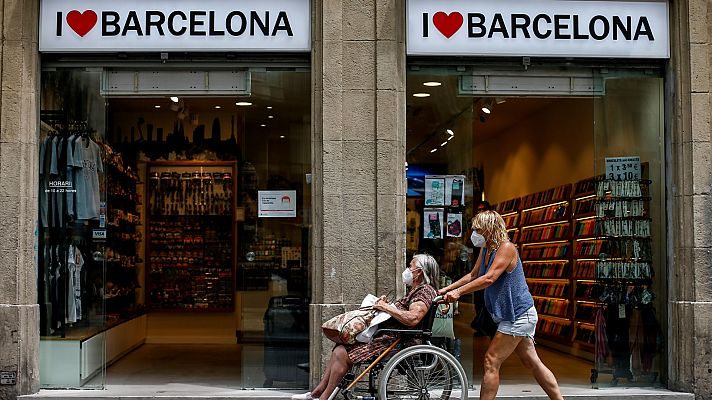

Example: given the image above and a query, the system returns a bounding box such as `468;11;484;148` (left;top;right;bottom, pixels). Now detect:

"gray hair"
412;254;440;290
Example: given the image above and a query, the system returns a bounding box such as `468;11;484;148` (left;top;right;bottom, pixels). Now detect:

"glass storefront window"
406;64;666;388
39;66;310;389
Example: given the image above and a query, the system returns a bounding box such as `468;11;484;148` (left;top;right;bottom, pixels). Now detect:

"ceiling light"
268;115;274;119
170;96;179;103
267;106;273;109
154;105;161;109
481;105;492;114
413;93;430;98
430;148;438;153
260;124;266;127
214;105;221;109
447;135;454;141
423;81;442;87
446;129;454;136
440;141;448;147
279;135;285;139
236;101;253;106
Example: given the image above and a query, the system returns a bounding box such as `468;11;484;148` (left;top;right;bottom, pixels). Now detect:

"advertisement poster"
424;176;445;206
258;190;297;217
423;208;444;239
425;175;466;206
446;213;463;237
445;175;466;207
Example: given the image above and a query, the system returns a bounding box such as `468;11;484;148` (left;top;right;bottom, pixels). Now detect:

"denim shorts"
495;306;538;340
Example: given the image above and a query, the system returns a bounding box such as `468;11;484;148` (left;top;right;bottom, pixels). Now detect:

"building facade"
0;0;710;398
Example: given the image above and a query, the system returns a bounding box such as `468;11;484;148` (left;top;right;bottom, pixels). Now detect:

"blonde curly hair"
471;210;510;251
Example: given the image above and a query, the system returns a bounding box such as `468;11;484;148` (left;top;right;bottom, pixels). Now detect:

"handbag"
321;308;376;345
471;305;497;338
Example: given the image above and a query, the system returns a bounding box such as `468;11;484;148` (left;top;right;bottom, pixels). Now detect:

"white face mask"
471;231;486;248
402;268;414;286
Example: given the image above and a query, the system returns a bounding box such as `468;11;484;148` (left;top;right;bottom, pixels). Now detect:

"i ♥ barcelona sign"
407;0;669;58
39;0;310;52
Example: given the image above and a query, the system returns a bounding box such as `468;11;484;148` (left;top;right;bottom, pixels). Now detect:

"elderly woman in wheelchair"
293;254;468;400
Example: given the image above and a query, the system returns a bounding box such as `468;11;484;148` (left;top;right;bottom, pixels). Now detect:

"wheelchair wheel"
378;345;468;400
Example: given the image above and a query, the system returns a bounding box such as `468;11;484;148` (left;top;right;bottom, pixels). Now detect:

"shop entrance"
38;67;311;389
406;64;666;389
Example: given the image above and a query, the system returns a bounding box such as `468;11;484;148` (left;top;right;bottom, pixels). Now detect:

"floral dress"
344;284;437;363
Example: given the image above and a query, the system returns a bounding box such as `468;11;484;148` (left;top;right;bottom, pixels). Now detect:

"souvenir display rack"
592;177;659;385
146;162;237;311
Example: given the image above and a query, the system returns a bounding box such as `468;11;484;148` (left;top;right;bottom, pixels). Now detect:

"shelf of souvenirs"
105;158;139;182
520;184;572;210
523;260;569;279
520;202;570;226
573;322;596;347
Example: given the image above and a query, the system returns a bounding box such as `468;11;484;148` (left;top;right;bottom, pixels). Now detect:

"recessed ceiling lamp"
170;96;179;103
236;101;253;106
280;135;285;139
413;93;430;98
267;106;273;109
423;81;442;87
268;115;274;119
154;105;161;109
430;148;438;153
214;105;222;109
260;124;267;127
440;141;448;147
446;129;454;136
481;99;494;114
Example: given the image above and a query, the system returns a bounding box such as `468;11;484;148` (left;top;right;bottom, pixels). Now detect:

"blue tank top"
479;248;534;323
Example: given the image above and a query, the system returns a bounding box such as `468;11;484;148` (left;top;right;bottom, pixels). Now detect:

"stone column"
0;0;40;397
310;0;407;386
669;0;712;396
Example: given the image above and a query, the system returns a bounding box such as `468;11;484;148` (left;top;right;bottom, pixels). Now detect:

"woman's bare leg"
514;338;563;400
319;345;352;400
480;333;522;400
311;351;337;397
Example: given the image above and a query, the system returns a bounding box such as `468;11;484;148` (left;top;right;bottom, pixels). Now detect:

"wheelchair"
327;295;469;400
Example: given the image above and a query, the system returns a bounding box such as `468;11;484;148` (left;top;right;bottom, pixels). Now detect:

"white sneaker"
291;392;314;400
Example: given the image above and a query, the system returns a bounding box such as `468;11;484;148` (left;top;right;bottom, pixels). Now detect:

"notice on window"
423;208;444;240
446;213;463;237
425;175;466;206
258;190;297;218
424;176;446;206
605;156;641;181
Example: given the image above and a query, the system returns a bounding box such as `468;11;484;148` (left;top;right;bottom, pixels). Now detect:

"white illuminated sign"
39;0;310;52
407;0;669;58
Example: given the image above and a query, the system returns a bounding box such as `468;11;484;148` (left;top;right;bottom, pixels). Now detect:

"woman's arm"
438;250;483;295
372;299;429;328
443;242;517;302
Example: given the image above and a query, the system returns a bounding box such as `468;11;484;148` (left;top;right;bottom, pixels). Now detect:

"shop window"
38;67;311;389
406;65;666;388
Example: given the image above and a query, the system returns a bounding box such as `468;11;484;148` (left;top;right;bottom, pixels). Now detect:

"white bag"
355;294;392;343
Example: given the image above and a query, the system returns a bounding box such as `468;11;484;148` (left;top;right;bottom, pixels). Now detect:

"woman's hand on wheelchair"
443;288;462;303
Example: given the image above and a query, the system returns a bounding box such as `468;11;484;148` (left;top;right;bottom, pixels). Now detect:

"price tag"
618;304;626;319
605;156;641;181
92;229;107;240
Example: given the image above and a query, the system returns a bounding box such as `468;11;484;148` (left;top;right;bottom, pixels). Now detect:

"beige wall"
474;99;594;205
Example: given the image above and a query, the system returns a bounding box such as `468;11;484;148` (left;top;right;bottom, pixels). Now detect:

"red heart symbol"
66;10;97;37
433;12;463;38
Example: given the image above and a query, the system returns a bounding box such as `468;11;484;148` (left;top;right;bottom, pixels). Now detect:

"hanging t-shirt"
65;135;77;219
66;245;84;323
38;137;51;227
71;138;104;220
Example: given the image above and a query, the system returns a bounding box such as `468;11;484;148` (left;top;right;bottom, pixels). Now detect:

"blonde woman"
439;211;563;400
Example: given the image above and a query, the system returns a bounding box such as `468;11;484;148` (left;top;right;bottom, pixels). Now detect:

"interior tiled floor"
95;339;593;390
